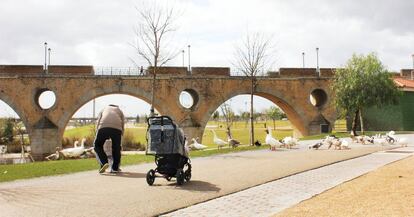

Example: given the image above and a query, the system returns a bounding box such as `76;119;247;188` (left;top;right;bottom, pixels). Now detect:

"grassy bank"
64;120;294;149
0;145;269;183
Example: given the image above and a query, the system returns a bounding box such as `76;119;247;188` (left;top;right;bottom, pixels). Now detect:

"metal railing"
93;67;146;76
92;66;273;77
230;68;276;77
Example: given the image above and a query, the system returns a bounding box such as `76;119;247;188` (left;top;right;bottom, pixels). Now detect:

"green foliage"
266;106;284;121
266;106;285;129
136;114;140;124
3;118;15;143
333;53;401;114
240;112;250;121
212;111;220;121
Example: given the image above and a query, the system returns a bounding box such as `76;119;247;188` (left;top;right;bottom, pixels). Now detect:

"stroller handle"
147;115;173;123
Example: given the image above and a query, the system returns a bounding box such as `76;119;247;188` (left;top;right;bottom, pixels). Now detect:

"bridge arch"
0;92;30;134
198;90;309;142
57;89;164;141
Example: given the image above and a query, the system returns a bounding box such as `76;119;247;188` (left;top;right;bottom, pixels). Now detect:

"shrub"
122;131;146;151
6;140;23;153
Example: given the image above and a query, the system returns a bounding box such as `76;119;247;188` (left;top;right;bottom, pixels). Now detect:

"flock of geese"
44;128;409;160
187;127;298;151
187;129;242;151
45;138;94;160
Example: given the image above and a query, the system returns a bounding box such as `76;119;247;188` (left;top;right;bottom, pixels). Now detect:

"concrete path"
164;146;414;217
0;136;411;217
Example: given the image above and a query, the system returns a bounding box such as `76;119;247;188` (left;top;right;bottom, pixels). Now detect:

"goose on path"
211;130;227;150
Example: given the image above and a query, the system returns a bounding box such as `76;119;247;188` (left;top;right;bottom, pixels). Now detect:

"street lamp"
188;45;191;73
44;42;48;73
302;52;305;68
48;48;51;67
316;47;320;77
181;50;185;67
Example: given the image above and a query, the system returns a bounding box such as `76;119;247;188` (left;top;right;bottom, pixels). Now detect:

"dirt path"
275;155;414;217
0;143;391;217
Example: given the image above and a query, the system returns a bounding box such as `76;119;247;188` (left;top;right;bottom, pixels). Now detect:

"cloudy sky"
1;0;413;118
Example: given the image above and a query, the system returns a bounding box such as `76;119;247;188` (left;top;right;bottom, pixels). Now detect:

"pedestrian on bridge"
93;104;125;174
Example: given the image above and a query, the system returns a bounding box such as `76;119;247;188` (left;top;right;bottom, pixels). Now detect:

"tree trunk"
359;107;364;135
250;77;255;146
150;66;156;117
351;109;359;136
273;119;276;130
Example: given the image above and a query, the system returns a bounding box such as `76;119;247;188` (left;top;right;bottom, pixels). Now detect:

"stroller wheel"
184;169;191;182
165;176;172;181
176;169;185;185
146;169;156;186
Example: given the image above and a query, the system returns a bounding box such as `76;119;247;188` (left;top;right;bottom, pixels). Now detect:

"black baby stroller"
145;116;191;186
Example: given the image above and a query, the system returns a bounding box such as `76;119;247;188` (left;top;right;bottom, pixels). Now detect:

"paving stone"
163;147;413;217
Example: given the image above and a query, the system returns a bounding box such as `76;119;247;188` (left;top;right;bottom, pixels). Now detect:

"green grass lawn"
64;120;293;148
0;145;270;183
4;119;402;183
201;120;292;148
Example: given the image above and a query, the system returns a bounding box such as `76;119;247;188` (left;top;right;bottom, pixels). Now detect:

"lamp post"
48;48;51;67
182;50;185;67
188;45;191;73
44;42;48;73
316;47;320;77
302;52;305;68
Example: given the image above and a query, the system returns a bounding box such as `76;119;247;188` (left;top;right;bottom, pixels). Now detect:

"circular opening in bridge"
310;89;327;107
179;89;199;109
37;89;56;110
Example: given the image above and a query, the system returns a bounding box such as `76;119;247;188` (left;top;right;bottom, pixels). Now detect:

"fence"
93;67;146;76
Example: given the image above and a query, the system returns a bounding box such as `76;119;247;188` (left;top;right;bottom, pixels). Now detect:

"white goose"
211;130;227;150
281;136;299;149
184;140;190;157
191;138;207;150
265;128;282;151
396;137;408;147
60;138;86;158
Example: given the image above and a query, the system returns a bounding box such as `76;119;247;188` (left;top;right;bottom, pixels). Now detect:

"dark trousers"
94;127;122;170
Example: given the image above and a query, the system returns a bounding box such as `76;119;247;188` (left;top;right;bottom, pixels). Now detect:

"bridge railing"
94;67;146;76
93;67;273;77
230;68;273;77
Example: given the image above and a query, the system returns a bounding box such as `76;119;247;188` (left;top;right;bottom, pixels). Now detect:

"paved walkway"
164;146;414;217
0;135;412;217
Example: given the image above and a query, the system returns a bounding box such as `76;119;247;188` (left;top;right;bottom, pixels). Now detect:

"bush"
63;128;146;151
6;140;23;153
2;119;14;143
122;131;146;151
62;137;79;148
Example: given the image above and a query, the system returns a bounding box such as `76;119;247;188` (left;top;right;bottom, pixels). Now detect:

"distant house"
359;70;414;131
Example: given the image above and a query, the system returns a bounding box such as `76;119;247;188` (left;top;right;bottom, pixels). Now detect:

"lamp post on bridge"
188;45;191;74
44;42;48;73
182;50;185;67
316;47;320;77
302;52;305;68
48;48;51;67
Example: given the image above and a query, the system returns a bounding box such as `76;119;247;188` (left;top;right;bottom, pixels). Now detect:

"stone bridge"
0;65;336;159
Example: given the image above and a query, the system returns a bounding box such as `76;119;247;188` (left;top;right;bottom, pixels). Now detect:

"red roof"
394;77;414;88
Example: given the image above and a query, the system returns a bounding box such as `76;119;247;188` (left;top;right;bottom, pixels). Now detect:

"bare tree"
134;0;180;116
219;101;235;131
233;32;273;145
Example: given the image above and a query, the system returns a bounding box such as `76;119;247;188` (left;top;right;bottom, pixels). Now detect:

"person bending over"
94;104;125;173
